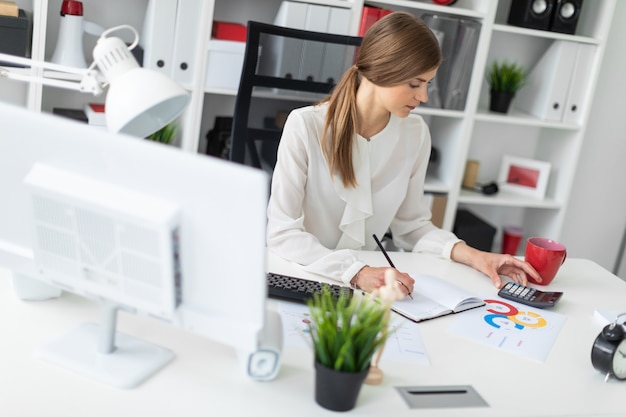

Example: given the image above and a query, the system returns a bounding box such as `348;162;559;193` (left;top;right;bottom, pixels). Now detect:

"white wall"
560;0;626;278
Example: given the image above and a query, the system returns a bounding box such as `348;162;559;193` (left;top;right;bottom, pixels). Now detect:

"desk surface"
1;253;626;417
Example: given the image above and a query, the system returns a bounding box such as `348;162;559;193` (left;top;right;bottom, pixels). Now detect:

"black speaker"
550;0;583;34
507;0;555;31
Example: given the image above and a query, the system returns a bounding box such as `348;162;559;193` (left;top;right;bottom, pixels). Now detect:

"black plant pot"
489;90;515;114
314;361;369;412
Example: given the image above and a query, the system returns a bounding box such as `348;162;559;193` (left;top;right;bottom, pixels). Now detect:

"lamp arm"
0;53;104;95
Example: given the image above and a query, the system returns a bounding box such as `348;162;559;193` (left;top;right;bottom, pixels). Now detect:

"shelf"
304;0;356;9
424;174;449;194
413;107;465;119
492;24;601;45
205;86;327;103
474;108;581;130
457;189;561;209
205;87;238;96
204;85;469;119
365;0;488;19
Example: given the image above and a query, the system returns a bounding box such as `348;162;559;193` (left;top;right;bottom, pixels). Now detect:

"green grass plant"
487;60;529;94
307;286;392;373
147;122;178;144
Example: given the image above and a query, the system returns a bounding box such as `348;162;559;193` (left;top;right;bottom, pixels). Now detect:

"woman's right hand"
351;266;414;297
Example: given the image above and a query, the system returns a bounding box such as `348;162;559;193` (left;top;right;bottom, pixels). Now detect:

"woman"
266;12;540;297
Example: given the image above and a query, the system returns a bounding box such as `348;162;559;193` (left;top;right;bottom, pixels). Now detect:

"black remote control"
497;281;563;308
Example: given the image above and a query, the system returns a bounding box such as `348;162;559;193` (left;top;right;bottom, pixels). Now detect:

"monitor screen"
0;102;270;388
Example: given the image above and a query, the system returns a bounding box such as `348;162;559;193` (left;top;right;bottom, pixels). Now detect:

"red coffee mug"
525;237;566;286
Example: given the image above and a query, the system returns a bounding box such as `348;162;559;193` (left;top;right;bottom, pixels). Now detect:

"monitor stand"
36;301;174;389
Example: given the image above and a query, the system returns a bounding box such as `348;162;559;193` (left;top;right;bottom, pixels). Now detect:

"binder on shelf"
421;14;480;111
320;7;353;85
300;4;329;82
514;40;578;122
443;18;481;111
140;0;177;76
358;5;392;37
423;14;458;105
171;0;203;85
426;28;444;108
562;43;596;125
270;1;352;84
271;1;308;79
359;5;379;36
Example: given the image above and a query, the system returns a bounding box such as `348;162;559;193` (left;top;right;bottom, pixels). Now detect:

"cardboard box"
205;40;246;91
0;9;30;65
430;195;447;229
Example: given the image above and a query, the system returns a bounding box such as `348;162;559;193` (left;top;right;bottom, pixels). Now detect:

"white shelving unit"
1;0;616;253
2;0;209;150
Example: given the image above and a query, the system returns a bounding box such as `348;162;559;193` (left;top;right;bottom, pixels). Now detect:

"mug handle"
561;251;567;265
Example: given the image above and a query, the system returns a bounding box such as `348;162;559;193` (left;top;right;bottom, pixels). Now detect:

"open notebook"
391;273;484;322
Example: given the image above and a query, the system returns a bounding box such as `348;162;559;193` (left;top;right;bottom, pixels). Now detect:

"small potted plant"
486;59;529;114
307;270;404;411
146;122;178;144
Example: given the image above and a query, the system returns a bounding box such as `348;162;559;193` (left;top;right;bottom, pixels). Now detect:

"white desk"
1;253;625;416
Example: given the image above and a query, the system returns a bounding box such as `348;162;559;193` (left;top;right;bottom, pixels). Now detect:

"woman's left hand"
451;242;541;288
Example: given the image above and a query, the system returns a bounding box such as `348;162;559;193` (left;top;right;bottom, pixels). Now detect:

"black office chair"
229;21;362;170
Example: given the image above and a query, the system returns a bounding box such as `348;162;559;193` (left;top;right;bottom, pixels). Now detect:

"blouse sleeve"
266;110;366;284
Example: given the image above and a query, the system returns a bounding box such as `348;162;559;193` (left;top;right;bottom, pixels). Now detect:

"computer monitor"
0;102;270;388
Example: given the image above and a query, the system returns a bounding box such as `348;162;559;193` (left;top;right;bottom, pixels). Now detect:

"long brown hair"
320;12;441;187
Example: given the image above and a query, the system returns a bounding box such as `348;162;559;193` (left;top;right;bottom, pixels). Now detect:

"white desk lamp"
0;25;189;137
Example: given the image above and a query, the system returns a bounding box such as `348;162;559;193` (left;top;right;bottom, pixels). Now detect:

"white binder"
299;5;329;82
140;0;177;77
171;0;204;86
272;1;307;79
515;40;578;122
562;43;597;125
319;7;352;85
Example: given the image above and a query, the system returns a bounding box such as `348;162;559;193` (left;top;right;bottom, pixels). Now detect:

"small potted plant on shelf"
307;270;404;412
146;122;178;145
486;59;529;114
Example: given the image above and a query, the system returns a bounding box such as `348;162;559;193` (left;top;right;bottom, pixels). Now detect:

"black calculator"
497;281;563;308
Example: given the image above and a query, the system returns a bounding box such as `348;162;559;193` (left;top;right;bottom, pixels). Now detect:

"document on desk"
391;273;485;323
277;301;431;366
448;296;567;362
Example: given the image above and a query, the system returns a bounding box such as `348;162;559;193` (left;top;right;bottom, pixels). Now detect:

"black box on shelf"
453;209;496;252
0;9;30;66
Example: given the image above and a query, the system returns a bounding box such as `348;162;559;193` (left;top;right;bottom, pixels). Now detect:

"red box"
212;21;247;42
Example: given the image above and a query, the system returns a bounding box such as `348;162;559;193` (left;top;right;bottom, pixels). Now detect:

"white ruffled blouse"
266;103;461;284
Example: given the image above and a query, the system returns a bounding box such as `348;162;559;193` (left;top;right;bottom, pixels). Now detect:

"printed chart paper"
277;301;431;366
448;296;567;362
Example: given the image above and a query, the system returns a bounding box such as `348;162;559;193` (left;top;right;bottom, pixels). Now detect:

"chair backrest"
229;21;362;170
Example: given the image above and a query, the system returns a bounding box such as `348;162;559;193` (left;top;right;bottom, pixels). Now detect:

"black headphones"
465;181;500;196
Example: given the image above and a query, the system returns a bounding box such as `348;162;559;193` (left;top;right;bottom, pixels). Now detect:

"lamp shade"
93;34;189;137
105;68;190;137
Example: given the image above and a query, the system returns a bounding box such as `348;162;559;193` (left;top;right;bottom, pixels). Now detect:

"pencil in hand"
372;234;412;299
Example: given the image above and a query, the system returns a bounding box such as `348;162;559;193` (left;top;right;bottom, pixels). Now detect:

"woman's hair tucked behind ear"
320;12;441;187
